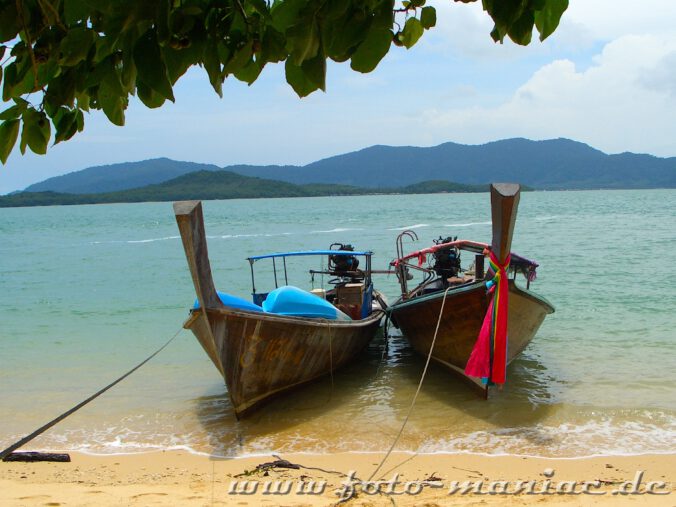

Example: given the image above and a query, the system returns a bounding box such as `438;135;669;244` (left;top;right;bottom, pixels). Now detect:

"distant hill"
18;138;676;195
233;138;676;189
0;171;487;208
24;158;222;194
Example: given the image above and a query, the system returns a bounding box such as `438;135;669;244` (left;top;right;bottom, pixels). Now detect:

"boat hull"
389;281;554;390
185;307;381;417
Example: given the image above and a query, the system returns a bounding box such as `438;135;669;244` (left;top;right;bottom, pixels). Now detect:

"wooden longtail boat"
174;201;383;418
387;184;554;396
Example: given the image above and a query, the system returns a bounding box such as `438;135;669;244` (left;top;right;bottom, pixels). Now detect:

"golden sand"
1;451;673;506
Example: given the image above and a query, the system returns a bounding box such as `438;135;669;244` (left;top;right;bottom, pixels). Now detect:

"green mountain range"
1;171;488;208
22;138;676;196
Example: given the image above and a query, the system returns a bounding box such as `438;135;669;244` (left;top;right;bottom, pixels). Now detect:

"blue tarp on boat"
262;286;351;320
192;287;351;320
193;292;263;312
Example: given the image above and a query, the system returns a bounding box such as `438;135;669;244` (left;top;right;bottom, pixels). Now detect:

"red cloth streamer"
465;251;511;384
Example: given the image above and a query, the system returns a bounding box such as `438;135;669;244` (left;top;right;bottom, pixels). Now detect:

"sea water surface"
1;190;675;458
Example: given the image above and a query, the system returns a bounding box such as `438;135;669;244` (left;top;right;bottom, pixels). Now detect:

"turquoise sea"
1;190;675;458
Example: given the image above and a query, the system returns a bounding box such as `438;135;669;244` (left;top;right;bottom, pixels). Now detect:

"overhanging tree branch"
0;0;568;164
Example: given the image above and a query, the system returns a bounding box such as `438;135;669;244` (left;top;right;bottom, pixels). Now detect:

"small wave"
218;232;294;239
218;233;261;239
535;216;558;221
9;415;676;459
388;224;429;231
310;227;364;234
419;417;676;458
127;235;180;244
92;236;180;245
444;221;491;227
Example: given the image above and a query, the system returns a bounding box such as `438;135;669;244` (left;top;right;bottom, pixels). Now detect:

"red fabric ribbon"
417;253;426;266
465;251;511;384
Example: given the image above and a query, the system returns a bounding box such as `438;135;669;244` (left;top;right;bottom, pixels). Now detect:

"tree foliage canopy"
0;0;568;163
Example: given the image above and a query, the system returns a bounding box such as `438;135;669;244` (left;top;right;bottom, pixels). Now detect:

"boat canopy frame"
247;250;374;298
391;238;539;297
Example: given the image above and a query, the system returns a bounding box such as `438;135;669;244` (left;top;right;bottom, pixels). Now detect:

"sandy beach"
1;451;673;506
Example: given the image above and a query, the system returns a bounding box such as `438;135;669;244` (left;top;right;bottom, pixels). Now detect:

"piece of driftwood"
3;452;71;462
256;459;301;472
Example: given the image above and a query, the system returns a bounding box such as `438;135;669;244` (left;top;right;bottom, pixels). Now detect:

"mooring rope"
0;326;184;461
367;287;451;481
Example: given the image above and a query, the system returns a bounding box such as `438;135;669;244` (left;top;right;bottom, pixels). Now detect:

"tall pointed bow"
463;183;521;383
490;183;520;263
173;200;223;311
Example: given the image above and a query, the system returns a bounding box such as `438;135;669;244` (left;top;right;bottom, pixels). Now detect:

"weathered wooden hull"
389;281;554;391
185;307;381;417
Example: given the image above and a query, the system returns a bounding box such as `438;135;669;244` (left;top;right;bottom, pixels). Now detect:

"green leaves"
99;77;126;126
350;2;394;73
287;16;321;66
0;3;18;43
53;107;83;144
59;28;96;66
133;29;175;106
351;27;392;73
20;109;50;155
420;6;436;29
535;0;569;41
400;17;424;49
482;0;568;45
0;119;20;164
0;99;29;121
508;9;535;45
64;0;89;26
285;55;326;97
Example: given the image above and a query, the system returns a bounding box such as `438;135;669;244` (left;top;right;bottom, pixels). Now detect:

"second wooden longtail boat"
174;201;383;418
387;183;554;397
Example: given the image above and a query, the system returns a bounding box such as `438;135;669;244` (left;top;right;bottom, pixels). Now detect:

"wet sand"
1;451;673;506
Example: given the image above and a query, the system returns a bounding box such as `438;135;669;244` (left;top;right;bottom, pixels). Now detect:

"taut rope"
1;327;183;461
368;287;451;481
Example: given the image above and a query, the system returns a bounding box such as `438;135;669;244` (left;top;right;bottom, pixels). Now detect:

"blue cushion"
262;286;349;320
193;291;263;312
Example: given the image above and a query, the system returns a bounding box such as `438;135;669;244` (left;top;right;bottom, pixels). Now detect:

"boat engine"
328;243;360;276
432;236;461;280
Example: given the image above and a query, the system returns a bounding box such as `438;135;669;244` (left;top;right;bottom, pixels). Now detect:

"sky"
2;0;676;194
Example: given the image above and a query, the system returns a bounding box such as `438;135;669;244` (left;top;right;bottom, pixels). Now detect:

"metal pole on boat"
272;257;278;288
249;259;256;294
475;254;485;280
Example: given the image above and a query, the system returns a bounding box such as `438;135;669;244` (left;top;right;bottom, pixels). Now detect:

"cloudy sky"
2;0;675;194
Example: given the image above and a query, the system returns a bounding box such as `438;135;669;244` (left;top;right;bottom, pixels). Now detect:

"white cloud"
564;0;676;39
419;34;676;156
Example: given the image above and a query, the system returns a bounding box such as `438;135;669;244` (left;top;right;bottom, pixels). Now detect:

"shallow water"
1;190;675;457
